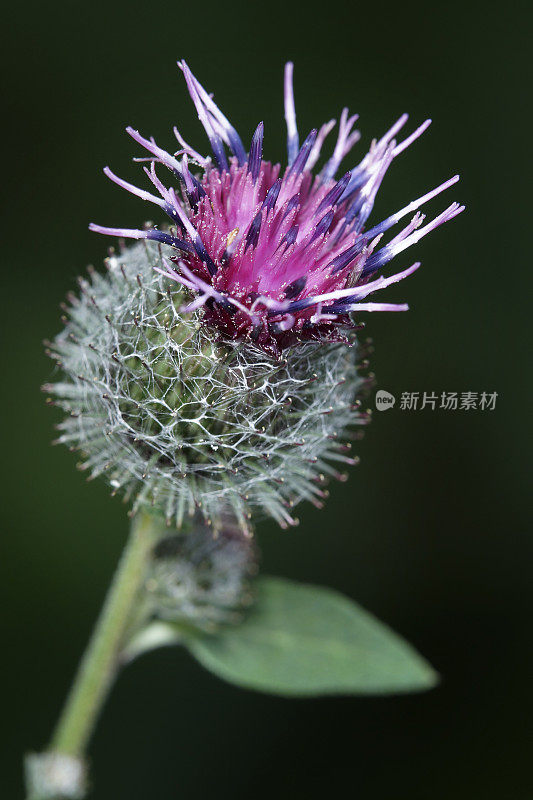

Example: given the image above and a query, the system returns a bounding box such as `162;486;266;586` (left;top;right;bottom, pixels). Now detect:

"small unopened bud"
145;513;258;632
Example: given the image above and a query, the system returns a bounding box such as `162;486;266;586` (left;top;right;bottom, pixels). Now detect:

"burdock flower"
45;61;462;532
90;62;463;357
30;63;461;799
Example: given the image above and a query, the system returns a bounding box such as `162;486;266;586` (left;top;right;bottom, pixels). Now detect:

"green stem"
25;512;159;799
51;511;158;754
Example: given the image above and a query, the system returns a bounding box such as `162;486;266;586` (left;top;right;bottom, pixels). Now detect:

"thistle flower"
90;61;463;357
29;70;456;789
45;62;462;533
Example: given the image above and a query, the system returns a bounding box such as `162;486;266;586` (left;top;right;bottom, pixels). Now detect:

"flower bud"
145;512;257;632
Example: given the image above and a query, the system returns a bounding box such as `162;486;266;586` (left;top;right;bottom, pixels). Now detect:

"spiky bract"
45;242;367;532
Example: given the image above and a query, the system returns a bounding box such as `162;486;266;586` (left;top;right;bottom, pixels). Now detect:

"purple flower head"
90;61;463;358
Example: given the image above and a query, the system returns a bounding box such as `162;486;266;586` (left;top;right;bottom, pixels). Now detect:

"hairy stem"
25;511;159;799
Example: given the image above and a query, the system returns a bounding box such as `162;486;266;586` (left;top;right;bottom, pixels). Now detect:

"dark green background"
2;2;531;798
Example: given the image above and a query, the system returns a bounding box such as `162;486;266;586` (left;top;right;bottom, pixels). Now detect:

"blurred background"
1;1;531;797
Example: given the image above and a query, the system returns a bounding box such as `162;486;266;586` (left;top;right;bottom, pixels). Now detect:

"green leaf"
184;577;438;696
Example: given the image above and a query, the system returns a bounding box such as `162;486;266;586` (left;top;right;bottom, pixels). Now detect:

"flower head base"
45;243;369;532
90;61;463;357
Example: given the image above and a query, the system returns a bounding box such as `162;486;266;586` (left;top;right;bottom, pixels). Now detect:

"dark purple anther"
192;235;218;275
327;238;368;274
288;129;318;177
244;211;262;252
262;179;282;212
282;194;301;220
284;276;307;299
279;225;299;250
309;210;334;243
316;172;351;215
226;129;247;167
146;231;194;252
248;122;264;184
